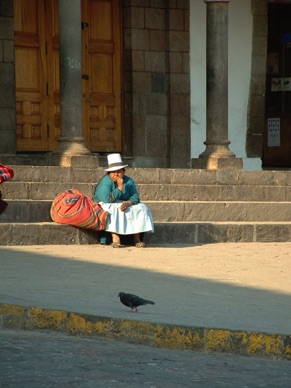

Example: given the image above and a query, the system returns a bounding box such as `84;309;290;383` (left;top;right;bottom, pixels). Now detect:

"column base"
191;156;243;170
53;136;91;156
191;142;243;170
48;154;100;168
51;136;99;167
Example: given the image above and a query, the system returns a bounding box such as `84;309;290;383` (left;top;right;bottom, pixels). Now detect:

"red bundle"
50;188;108;231
0;163;14;184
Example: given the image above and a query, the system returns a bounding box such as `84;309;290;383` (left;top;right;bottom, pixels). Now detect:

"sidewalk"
1;242;291;359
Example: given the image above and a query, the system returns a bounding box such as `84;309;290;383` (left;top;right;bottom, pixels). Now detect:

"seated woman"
93;154;154;248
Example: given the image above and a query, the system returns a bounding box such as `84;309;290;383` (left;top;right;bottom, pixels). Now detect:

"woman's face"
109;169;125;182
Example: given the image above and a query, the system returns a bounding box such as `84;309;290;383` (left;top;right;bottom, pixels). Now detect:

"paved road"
0;329;290;388
1;243;291;335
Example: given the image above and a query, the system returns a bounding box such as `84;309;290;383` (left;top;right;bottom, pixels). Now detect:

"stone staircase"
0;165;290;245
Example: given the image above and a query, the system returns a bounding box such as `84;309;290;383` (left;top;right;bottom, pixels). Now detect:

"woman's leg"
133;233;140;244
133;233;145;247
111;232;122;247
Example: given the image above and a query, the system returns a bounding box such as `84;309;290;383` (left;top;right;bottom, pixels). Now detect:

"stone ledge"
2;182;291;201
191;157;243;170
0;303;290;360
0;222;290;245
2;200;291;222
4;165;291;185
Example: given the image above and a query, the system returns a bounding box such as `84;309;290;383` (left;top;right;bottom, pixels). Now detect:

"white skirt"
99;201;154;235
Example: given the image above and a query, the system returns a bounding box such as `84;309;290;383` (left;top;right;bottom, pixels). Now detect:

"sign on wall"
271;77;291;91
267;118;280;147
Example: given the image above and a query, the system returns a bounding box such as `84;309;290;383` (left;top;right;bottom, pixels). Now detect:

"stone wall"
0;0;16;158
0;1;191;167
122;0;190;168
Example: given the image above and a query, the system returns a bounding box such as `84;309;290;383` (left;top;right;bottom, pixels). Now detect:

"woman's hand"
120;201;132;211
116;176;124;191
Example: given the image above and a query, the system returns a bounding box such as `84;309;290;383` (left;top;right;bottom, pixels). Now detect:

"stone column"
53;0;90;157
192;0;242;169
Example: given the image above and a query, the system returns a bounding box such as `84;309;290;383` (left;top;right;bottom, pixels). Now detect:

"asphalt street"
1;329;290;388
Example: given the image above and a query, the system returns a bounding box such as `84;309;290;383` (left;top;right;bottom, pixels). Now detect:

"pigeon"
118;292;155;312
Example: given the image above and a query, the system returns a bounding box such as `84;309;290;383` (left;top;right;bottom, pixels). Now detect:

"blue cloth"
93;174;140;205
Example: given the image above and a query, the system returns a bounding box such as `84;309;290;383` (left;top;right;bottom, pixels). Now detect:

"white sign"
271;78;282;92
271;77;291;91
267;118;280;147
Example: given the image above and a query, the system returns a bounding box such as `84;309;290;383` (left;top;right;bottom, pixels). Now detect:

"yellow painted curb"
0;303;290;360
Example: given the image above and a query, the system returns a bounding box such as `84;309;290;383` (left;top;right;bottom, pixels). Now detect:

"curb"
1;303;290;360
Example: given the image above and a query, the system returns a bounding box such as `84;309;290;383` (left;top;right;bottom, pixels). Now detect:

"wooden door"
14;0;122;153
81;0;122;152
14;0;48;151
46;0;61;151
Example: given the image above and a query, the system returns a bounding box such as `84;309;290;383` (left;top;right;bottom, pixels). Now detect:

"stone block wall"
0;0;190;167
122;0;190;168
0;0;16;158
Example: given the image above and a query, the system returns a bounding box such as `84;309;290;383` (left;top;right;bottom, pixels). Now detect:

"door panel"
14;0;122;153
82;0;122;152
46;0;61;151
14;0;48;151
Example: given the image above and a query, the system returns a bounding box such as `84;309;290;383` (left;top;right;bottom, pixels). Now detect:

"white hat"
105;153;128;172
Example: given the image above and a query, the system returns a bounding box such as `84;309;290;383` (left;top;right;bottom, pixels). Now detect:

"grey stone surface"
1;221;290;245
3;165;291;184
0;243;291;335
1;167;290;244
1;329;290;387
141;184;291;201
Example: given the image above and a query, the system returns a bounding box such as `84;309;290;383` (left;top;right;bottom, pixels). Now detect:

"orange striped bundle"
50;189;108;231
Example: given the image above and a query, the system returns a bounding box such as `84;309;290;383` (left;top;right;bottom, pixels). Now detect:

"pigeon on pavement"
118;292;155;312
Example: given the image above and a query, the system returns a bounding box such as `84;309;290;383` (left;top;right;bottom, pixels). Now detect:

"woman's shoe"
135;241;145;248
111;242;124;248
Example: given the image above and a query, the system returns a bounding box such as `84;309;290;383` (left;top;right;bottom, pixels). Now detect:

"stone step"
6;165;291;186
0;221;290;245
2;182;290;201
1;166;290;245
1;200;291;223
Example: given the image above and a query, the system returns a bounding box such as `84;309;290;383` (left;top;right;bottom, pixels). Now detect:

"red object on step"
0;163;14;184
50;188;108;231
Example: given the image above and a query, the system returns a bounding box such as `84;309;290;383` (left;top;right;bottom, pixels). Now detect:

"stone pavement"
1;329;291;387
0;243;291;359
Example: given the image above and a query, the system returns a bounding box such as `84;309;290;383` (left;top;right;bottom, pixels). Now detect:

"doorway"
263;1;291;167
14;0;122;153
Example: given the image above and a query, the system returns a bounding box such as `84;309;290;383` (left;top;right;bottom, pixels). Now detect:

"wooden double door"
14;0;122;153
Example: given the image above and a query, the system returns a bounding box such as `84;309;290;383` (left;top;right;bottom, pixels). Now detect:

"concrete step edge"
4;166;291;186
0;222;290;244
1;303;290;360
3;199;291;204
2;184;291;202
2;221;291;225
2;200;291;223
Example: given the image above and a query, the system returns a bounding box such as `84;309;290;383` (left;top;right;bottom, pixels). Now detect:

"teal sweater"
93;174;140;205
